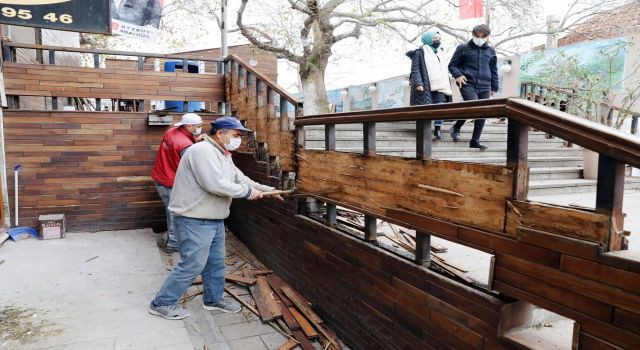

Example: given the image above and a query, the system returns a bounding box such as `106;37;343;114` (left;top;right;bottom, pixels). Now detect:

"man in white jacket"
149;116;280;320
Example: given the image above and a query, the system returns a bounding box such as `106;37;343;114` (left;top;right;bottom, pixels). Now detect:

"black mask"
431;40;441;49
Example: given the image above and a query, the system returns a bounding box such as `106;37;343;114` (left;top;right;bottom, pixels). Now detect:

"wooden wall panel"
3;62;224;103
297;149;513;232
3;110;219;232
229;152;640;350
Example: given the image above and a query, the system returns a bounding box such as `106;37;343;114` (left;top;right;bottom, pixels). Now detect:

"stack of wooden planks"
335;209;475;284
181;231;343;350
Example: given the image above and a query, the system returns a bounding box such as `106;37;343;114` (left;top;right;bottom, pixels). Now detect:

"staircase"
305;120;640;196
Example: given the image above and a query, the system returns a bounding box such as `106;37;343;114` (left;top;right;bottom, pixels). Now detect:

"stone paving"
0;229;304;350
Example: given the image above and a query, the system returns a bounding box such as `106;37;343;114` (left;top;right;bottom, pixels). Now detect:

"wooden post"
595;154;625;251
280;95;289;131
363;215;377;242
415;231;431;266
506;119;529;200
2;46;12;62
182;58;189;72
363;122;376;156
631;115;638;135
267;87;275;119
51;97;58;110
48;50;55;65
137;56;144;71
34;28;43;64
137;100;144;112
325;123;337;227
295;104;305;151
416;120;432;160
183;101;189;112
93;53;100;68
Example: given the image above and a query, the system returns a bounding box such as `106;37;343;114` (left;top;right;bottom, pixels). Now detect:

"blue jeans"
153;216;226;306
156;183;178;249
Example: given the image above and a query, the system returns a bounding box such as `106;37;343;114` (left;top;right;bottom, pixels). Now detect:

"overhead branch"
237;0;302;63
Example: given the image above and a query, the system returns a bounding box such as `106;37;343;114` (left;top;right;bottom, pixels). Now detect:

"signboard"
0;0;111;34
111;0;162;42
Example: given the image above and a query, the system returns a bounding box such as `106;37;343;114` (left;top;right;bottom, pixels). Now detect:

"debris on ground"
84;256;99;263
176;231;344;350
0;306;62;347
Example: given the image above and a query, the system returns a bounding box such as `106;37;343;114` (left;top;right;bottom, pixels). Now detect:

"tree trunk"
300;64;330;116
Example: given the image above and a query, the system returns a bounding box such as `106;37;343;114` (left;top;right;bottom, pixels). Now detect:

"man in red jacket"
151;113;204;252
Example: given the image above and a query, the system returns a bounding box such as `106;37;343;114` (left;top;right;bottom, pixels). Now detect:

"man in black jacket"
448;24;498;150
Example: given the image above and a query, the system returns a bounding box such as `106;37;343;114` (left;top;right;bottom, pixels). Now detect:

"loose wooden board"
505;200;610;243
297;150;513;231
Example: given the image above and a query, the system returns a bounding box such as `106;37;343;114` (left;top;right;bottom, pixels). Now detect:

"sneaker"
469;140;488;150
203;296;242;313
149;302;191;320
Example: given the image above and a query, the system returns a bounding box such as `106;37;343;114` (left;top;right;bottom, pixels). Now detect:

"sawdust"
0;305;63;346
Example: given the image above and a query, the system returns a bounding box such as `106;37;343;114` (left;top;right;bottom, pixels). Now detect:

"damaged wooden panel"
505;200;610;243
297;149;513;231
226;59;296;172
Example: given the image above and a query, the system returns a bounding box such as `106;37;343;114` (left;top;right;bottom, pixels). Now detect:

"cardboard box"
38;214;65;240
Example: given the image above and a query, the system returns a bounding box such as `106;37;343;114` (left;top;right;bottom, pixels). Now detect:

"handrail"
294;97;640;169
295;98;507;125
225;54;301;106
1;41;224;63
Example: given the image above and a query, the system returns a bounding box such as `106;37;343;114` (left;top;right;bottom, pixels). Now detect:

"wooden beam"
325;124;336;151
137;56;144;71
364;215;377;242
416;119;432;160
506;119;529;200
595;154;625;251
48;50;55;65
415;230;431;266
280;95;289;131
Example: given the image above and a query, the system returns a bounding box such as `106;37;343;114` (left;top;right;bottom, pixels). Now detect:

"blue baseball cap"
211;116;252;133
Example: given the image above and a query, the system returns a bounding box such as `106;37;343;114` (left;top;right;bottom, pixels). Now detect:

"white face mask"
472;37;487;47
192;127;202;136
225;137;242;151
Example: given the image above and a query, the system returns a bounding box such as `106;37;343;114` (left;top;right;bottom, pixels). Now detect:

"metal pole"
221;0;228;58
14;165;20;226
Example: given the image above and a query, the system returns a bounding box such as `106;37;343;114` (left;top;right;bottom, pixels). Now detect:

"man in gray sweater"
149;116;280;320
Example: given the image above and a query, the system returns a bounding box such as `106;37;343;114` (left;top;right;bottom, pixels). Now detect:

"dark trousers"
431;91;446;127
452;86;491;141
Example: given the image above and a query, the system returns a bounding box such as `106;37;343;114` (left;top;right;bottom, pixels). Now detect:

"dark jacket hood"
405;47;424;59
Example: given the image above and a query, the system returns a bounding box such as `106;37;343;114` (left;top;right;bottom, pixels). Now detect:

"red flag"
459;0;484;19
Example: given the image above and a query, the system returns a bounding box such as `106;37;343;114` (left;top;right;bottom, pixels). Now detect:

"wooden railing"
521;81;639;135
224;54;302;174
1;41;225;112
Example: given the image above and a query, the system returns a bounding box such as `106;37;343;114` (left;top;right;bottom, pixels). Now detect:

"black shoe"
450;128;461;142
434;127;443;140
469;140;488;150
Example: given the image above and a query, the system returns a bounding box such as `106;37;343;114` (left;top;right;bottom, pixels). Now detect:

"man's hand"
195;134;206;142
416;85;424;92
273;195;285;202
455;76;467;86
490;91;497;97
248;188;263;200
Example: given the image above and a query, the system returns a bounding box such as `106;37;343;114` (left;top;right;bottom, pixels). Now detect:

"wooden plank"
298;150;513;231
505;200;610;243
612;308;640;335
288;307;318;339
277;339;299;350
225;273;257;286
496;253;640;315
517;226;602;259
579;332;624;350
291;330;316;350
560;255;640;294
256;276;282;319
265;275;294;308
281;286;324;325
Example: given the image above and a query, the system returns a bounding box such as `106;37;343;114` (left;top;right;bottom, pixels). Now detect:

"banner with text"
111;0;163;42
0;0;111;34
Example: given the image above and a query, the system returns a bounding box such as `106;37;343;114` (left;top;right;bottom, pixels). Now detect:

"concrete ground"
0;229;289;350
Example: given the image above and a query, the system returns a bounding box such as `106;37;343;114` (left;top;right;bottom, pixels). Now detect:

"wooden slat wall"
228;151;640;350
226;59;296;172
3;110;218;232
3;62;224;103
